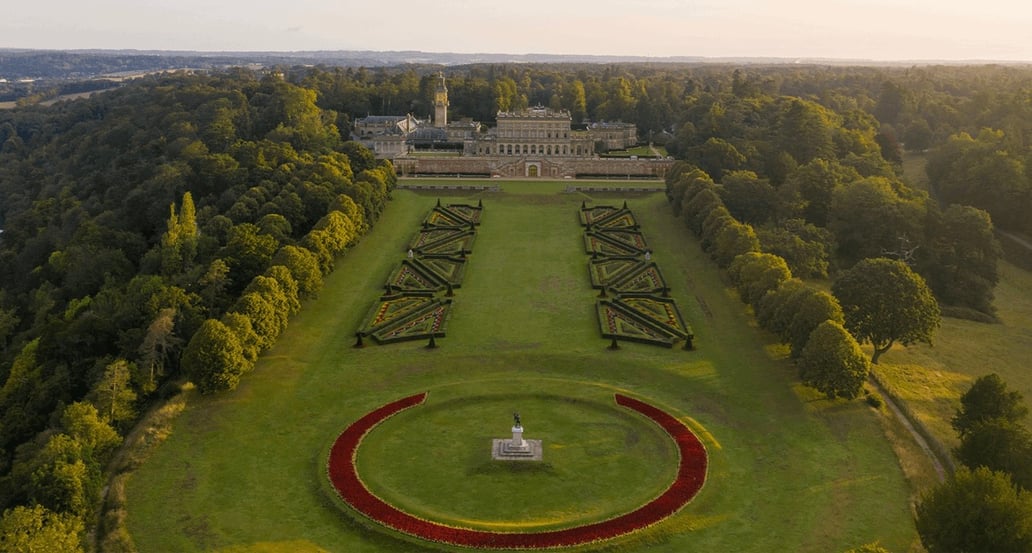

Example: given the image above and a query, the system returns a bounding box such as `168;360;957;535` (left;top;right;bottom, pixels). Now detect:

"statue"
513;412;521;428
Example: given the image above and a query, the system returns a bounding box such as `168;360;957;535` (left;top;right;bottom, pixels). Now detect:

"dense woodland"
0;62;1031;549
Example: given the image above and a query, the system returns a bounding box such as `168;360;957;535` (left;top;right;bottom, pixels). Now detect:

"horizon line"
1;47;1030;66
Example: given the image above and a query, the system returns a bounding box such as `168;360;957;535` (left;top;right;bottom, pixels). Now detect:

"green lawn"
874;261;1032;451
357;385;679;531
124;181;918;552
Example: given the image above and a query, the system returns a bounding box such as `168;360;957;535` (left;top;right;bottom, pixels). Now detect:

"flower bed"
327;392;707;549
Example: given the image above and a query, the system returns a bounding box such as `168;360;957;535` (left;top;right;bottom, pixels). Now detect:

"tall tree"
829;177;927;267
137;308;180;392
181;319;248;394
89;359;137;428
922;204;1001;314
833;258;941;364
952;373;1029;438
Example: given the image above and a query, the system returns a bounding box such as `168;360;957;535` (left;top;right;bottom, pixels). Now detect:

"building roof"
406;127;449;143
496;106;571;120
355;115;409;124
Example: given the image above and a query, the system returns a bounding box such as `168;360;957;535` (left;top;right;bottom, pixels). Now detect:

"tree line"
0;69;393;549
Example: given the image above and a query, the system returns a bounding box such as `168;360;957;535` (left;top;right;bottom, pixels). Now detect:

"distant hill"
5;48;1024;82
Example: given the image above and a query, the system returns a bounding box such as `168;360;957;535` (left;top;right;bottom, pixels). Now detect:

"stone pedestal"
511;426;525;448
491;425;542;461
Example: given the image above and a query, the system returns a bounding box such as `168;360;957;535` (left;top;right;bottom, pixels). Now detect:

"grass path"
124;182;918;552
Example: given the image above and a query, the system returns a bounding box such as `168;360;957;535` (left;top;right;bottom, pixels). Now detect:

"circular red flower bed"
327;392;707;549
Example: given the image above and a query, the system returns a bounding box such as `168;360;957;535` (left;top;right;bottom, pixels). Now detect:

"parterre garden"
124;180;920;552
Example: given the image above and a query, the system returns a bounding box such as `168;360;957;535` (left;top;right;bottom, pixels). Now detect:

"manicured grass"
355;385;678;531
124;181;918;552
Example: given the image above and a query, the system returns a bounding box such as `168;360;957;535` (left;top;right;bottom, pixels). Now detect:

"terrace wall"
394;156;674;179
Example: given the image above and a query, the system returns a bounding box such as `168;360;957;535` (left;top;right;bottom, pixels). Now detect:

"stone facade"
587;121;638;151
466;107;596;158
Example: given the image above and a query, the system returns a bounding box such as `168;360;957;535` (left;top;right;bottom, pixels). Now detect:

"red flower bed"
327;392;707;549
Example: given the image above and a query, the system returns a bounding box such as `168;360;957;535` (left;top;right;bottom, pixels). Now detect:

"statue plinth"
511;426;526;448
491;425;542;461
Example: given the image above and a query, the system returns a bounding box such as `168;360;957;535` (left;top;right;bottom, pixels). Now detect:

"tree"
256;213;293;244
757;219;832;279
312;210;357;255
272;245;323;298
719;170;779;225
221;223;279;294
682;186;722;235
221;312;261;364
955;419;1032;490
926;129;1030;232
60;401;121;463
137;307;180;392
181;319;248;393
785;288;845;358
782;158;860;227
915;466;1032;553
829;177;926;267
777;98;836;164
699;206;736;254
695;137;746;181
89;359;137;428
833;258;941;364
728;252;792;306
0;504;84;553
713;221;760;268
668;165;715;218
0;304;19;353
159;192;199;275
28;434;91;517
922;204;1001;314
229;293;284;351
798;320;870;399
755;278;809;335
265;266;301;315
198;259;232;311
952;373;1028;438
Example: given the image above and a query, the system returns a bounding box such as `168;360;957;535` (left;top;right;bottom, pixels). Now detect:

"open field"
873;261;1032;450
125;181;918;552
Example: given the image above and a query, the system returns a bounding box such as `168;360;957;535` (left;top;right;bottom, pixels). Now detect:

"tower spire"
434;71;449;128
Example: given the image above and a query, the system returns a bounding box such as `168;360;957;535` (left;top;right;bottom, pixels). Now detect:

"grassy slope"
125;182;917;552
876;153;1032;453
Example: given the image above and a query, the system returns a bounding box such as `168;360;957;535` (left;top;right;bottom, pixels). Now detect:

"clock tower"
433;72;448;128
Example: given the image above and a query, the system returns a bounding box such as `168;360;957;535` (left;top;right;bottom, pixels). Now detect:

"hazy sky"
3;0;1032;61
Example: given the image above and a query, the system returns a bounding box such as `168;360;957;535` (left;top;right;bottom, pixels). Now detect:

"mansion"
352;74;672;179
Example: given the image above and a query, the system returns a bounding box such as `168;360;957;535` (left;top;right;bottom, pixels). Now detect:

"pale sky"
3;0;1032;61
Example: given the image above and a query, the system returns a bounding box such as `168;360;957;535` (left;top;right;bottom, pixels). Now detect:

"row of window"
476;143;594;156
497;129;570;139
